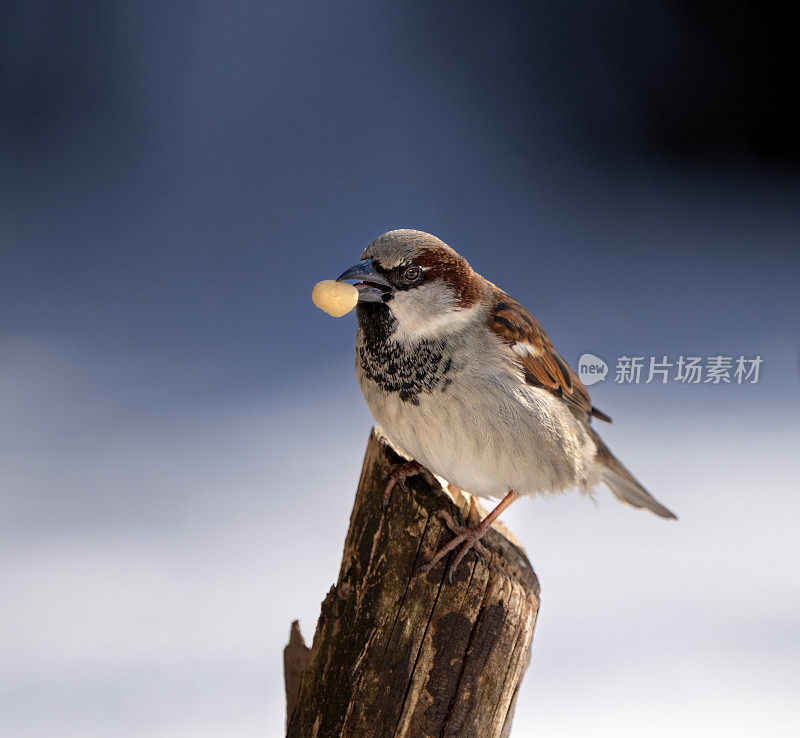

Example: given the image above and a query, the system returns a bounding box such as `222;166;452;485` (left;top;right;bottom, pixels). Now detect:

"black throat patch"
355;303;453;405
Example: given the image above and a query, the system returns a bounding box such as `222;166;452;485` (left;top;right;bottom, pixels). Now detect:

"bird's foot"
381;460;437;511
417;509;490;584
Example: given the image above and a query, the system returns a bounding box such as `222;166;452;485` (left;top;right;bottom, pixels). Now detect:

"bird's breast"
355;327;598;498
355;330;455;406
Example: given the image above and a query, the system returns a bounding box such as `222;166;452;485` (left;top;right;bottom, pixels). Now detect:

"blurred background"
1;2;798;736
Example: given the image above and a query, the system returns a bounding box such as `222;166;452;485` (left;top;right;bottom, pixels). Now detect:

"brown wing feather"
488;288;611;423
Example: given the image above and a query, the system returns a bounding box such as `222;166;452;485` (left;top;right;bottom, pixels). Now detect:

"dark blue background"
3;2;797;398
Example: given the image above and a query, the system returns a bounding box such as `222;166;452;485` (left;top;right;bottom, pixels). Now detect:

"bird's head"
336;229;486;340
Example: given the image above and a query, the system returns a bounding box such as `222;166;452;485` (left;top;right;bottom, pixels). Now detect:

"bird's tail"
590;430;678;520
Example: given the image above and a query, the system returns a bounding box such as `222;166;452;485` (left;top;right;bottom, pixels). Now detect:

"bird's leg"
418;491;520;584
381;459;438;511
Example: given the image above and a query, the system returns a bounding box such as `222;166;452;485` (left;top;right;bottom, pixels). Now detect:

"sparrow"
337;229;676;582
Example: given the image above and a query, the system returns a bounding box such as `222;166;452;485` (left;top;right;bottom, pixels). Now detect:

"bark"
285;430;540;738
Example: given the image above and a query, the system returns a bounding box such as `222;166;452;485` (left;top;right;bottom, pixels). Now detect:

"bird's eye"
403;265;422;283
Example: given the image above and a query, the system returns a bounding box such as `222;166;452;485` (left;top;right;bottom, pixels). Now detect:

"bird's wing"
487;287;611;423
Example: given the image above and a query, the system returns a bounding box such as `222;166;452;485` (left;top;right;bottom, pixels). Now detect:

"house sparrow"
337;229;676;581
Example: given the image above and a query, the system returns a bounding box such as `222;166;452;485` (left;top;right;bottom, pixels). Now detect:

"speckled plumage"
355;304;453;405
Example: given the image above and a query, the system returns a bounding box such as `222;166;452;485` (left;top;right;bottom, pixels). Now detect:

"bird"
336;229;676;582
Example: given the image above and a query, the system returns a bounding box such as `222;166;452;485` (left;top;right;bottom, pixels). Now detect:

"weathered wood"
283;620;311;729
286;430;540;738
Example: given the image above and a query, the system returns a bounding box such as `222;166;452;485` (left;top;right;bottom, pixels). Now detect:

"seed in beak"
312;280;359;317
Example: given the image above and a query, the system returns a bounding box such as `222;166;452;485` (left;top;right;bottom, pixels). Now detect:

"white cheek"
390;283;483;341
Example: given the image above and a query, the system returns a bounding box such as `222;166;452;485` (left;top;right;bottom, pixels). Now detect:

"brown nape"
416;247;485;308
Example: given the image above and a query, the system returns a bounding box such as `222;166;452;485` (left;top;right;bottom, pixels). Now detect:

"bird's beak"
336;259;392;303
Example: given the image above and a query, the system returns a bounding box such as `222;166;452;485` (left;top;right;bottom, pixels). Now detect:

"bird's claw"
416;509;489;584
381;460;436;511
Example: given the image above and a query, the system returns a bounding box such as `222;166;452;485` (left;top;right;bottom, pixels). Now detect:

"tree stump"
285;430;540;738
